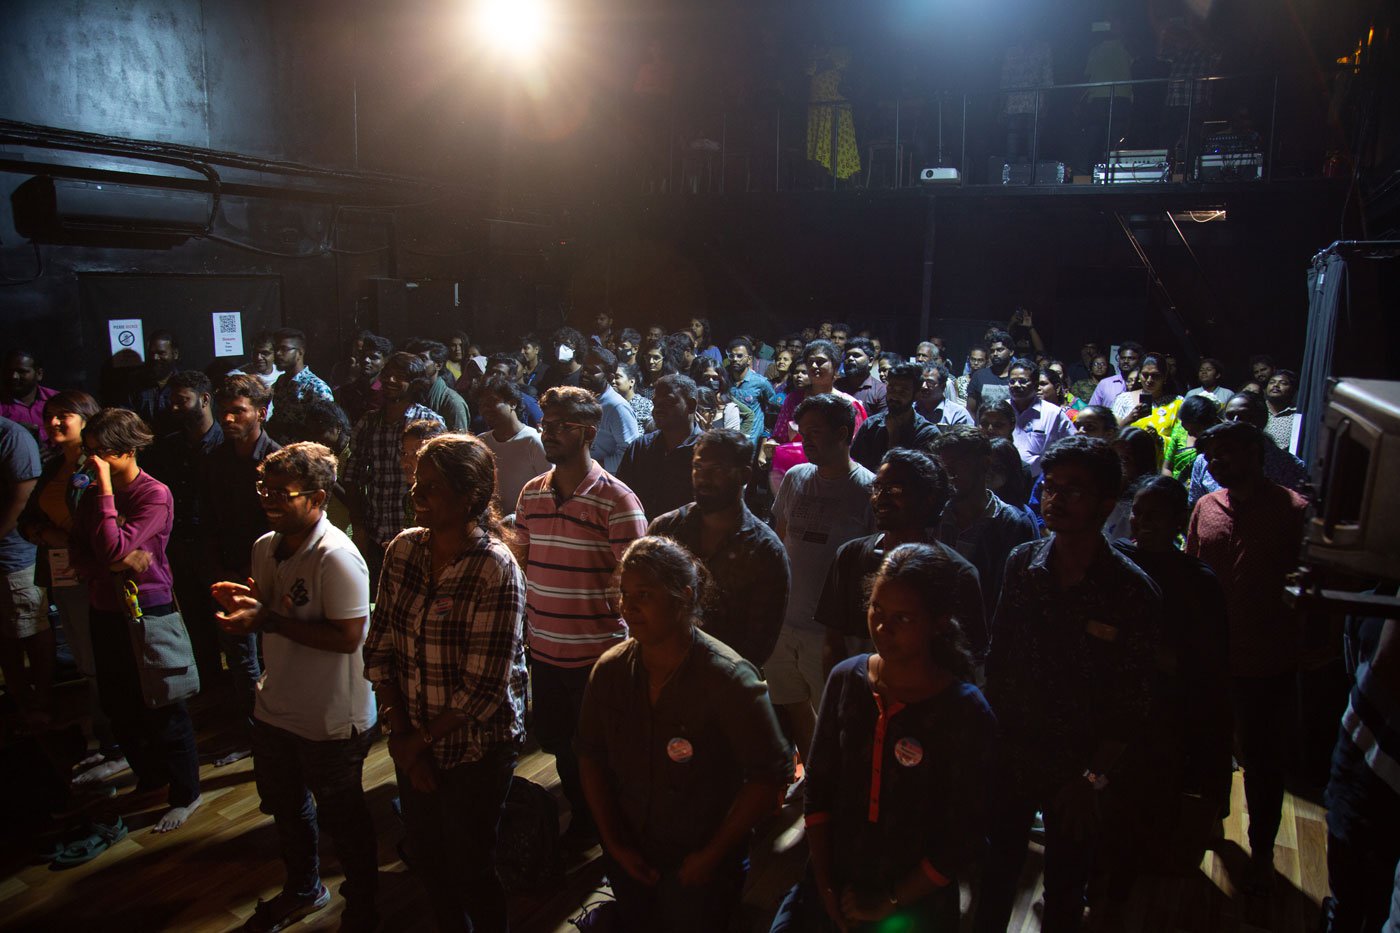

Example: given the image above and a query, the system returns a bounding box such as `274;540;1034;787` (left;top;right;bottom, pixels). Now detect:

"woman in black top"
772;543;996;932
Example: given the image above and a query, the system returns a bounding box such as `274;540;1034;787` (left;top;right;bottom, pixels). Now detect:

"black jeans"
1230;672;1296;859
771;872;958;933
251;718;379;910
167;538;220;691
397;742;517;933
531;660;594;828
89;606;200;807
974;771;1100;933
201;557;261;730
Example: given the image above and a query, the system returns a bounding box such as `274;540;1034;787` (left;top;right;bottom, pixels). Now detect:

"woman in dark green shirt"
577;536;791;932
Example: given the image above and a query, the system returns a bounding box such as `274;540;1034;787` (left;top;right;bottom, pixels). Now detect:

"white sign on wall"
212;311;244;358
107;318;145;365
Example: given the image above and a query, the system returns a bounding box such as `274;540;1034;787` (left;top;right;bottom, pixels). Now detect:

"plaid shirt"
347;403;444;546
362;528;528;768
273;366;336;408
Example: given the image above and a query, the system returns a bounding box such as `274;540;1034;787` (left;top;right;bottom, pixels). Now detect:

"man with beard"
850;362;940;472
1186;421;1309;893
1088;341;1144;409
647;429;789;666
124;331;182;434
0;349;58;444
617;374;701;520
1007;357;1076;477
204;374;281;763
578;347;641;475
212;442;379;932
147;371;224;689
817;447;985;676
270;328;335;410
915;362;974;427
767;393;875;769
1263;368;1299;454
724;338;779;443
514;386;647;847
966;329;1016;416
835;338;887;415
344;353;445;588
975;436;1161;933
928;426;1037;625
334;333;391;426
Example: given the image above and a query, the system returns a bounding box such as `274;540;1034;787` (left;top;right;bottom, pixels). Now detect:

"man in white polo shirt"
212;442;378;933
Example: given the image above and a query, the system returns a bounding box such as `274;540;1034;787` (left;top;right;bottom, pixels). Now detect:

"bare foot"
153;795;202;833
73;757;131;786
74;751;107;772
214;748;251;767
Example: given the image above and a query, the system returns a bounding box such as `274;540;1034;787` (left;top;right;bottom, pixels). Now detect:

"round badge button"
666;737;694;764
72;473;91;489
893;736;924;767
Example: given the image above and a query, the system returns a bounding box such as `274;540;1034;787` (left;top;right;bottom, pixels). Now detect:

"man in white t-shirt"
475;375;549;522
212;442;378;933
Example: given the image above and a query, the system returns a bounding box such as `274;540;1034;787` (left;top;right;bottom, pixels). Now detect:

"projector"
918;167;961;184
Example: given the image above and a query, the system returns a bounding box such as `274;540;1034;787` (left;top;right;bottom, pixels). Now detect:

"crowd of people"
0;308;1389;933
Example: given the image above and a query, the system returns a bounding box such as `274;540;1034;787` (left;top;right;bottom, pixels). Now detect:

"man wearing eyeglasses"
1007;357;1075;478
203;374;281;764
212;442;379;932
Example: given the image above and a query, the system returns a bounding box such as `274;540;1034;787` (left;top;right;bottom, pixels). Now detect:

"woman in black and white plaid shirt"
363;433;528;933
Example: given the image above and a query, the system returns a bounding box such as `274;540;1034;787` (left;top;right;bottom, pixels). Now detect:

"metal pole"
960;93;967;178
1183;82;1194;180
1267;74;1279;181
775;102;781;192
1106;84;1115;175
919;198;936;339
894;98;901;188
1031;93;1040;184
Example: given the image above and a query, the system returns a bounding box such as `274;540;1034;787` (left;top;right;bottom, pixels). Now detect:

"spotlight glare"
474;0;551;60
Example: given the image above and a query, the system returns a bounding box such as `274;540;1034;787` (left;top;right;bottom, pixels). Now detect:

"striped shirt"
515;461;647;668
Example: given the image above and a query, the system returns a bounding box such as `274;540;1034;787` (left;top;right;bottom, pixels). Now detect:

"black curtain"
1298;250;1347;469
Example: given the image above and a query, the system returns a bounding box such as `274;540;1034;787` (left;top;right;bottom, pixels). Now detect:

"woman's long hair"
416;434;508;542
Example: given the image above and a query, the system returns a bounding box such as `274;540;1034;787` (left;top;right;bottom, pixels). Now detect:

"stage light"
473;0;552;60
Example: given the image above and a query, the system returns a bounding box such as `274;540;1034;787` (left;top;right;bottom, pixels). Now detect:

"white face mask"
557;345;575;363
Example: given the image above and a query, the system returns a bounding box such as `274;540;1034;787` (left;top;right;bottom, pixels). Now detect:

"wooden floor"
0;700;1329;933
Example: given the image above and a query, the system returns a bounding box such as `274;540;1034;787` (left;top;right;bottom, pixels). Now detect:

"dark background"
1;0;1396;388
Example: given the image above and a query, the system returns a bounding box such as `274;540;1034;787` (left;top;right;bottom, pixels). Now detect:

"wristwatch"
419;727;436;748
1083;769;1109;791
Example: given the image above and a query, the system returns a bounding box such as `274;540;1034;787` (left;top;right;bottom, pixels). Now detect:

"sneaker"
242;885;331;932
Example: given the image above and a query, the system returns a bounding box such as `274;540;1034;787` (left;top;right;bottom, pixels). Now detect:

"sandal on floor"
50;818;127;869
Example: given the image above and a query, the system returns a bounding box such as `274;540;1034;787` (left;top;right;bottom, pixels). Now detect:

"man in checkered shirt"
345;352;444;590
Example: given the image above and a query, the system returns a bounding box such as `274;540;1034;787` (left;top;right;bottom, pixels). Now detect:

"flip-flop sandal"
50;818;127;869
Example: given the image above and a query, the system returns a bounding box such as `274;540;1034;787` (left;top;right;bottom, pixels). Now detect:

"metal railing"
634;71;1284;194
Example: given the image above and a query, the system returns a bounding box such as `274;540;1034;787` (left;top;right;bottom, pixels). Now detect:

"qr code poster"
212;311;244;358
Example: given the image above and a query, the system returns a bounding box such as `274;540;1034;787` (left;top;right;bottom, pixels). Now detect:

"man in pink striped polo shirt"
514;386;647;847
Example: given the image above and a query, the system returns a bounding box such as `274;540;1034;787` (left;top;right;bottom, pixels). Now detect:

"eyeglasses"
871;483;906;498
1040;484;1092;503
255;482;321;505
539;420;587;435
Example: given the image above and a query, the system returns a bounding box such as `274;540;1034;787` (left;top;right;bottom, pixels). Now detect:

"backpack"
496;776;565;894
